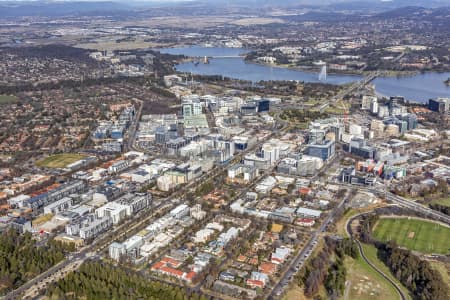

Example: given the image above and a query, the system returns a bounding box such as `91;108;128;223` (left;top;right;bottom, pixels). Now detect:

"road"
382;191;450;225
268;190;350;299
330;71;380;104
3;249;93;300
126;99;143;152
335;182;450;226
346;213;407;300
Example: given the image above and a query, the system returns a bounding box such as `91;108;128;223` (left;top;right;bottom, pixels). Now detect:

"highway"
336;182;450;226
382;191;450;225
126;98;143;152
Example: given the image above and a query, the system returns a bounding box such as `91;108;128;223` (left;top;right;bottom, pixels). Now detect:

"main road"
337;182;450;226
267;186;351;299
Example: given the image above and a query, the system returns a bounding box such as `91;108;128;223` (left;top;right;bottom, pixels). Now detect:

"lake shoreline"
157;46;450;103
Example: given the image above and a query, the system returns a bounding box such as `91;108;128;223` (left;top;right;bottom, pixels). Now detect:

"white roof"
296;207;322;217
170;204;189;216
8;194;30;203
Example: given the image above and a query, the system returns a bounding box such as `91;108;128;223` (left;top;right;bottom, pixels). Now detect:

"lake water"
158;46;450;103
373;73;450;103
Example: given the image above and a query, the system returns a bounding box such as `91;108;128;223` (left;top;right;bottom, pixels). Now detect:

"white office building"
43;197;73;215
95;202;129;224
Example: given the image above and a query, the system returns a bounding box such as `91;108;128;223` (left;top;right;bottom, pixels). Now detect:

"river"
157;46;450;103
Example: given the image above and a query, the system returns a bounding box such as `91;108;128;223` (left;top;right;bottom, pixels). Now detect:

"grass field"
0;95;18;105
431;197;450;207
429;261;450;290
336;209;358;236
230;17;285;26
345;254;400;300
361;244;412;299
283;284;307;300
36;153;86;169
373;218;450;254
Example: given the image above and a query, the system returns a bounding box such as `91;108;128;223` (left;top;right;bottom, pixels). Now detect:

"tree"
46;261;206;300
0;229;68;295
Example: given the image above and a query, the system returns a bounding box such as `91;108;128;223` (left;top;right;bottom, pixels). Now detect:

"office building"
115;193;151;215
24;180;86;210
182;98;202;117
43;197;73;215
361;95;376;110
428;98;449;114
370;100;379;114
78;215;112;240
95;202;129;224
308;129;326;144
306;140;335;161
347;138;375;159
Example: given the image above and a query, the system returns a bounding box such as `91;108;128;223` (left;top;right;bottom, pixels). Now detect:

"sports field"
373;218;450;255
431;197;450;207
36;153;86;169
0;95;18;105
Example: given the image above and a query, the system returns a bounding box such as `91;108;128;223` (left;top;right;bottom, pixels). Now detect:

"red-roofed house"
296;218;315;227
237;255;248;263
258;262;277;276
161;256;183;268
152;257;197;282
152;257;185;280
159;266;184;278
248;257;259;266
299;187;311;195
246;271;269;289
246;279;265;289
184;271;197;282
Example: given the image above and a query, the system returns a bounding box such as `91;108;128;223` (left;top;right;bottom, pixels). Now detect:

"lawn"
373;218;450;254
36;153;87;169
429;261;450;291
283;284;308;300
335;209;358;236
0;95;18;105
431;197;450;207
361;243;412;300
345;253;401;300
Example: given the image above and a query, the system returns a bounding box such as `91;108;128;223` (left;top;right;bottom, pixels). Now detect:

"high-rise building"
388;96;405;110
361;95;376;110
370;100;379;114
428;98;450;114
378;105;389;118
306;140;335;161
402;114;418;130
348;138;375;159
262;144;280;165
183;102;202;117
308;129;326;144
182;95;202;118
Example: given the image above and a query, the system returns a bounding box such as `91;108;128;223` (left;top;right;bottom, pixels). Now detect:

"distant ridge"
0;1;130;17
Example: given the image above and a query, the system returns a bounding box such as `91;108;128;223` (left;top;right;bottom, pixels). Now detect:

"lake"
158;46;450;103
